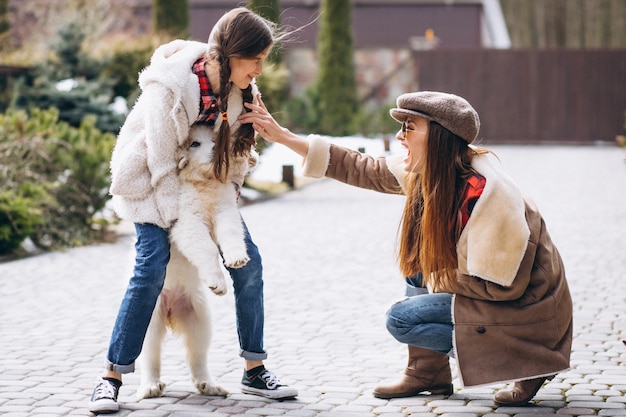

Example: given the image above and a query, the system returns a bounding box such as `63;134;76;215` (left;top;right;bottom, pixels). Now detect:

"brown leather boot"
373;345;453;399
494;377;551;406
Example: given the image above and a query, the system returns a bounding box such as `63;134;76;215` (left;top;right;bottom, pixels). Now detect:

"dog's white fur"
137;126;257;399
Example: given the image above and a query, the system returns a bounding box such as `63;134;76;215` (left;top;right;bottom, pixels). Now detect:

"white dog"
137;125;257;399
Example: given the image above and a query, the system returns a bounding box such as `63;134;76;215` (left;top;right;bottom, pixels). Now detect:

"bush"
0;108;116;254
283;85;321;133
16;78;126;133
99;40;154;105
0;191;43;254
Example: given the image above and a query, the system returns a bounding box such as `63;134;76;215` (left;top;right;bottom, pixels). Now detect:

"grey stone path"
0;145;624;417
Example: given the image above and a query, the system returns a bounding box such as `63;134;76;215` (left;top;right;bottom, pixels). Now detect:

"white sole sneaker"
88;398;119;413
241;384;298;400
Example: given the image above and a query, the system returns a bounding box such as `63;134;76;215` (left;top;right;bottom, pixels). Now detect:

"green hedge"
0;107;115;255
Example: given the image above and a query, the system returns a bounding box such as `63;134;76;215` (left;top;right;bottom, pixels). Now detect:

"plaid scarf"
192;57;219;126
459;173;486;228
449;173;486;239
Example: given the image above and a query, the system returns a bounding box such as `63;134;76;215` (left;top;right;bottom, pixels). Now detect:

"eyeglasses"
400;122;416;139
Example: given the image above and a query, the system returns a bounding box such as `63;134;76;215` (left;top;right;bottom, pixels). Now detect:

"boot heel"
430;384;454;395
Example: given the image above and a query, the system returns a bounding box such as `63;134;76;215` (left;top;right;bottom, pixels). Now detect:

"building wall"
414;49;626;143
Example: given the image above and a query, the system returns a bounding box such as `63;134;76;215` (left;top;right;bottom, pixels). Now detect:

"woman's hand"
239;95;287;143
239;94;310;157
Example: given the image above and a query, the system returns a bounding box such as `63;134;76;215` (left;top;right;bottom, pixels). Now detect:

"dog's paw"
136;381;166;399
221;244;250;269
195;381;229;397
206;276;228;296
223;254;250;269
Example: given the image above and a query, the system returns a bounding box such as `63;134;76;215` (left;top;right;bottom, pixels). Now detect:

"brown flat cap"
390;91;480;143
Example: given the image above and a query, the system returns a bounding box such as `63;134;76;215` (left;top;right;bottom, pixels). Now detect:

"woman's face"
397;116;429;172
229;47;271;89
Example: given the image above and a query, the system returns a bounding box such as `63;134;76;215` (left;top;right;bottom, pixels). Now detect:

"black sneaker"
241;367;298;400
88;377;121;414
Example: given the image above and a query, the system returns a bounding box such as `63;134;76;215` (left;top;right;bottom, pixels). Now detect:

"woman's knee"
384;301;408;338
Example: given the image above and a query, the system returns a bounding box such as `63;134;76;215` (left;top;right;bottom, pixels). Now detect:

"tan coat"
302;135;573;387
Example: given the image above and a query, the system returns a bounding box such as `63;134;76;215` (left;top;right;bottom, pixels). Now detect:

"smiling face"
229;47;271;89
397;117;429;172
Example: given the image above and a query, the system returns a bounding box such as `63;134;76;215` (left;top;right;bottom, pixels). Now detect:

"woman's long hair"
397;122;484;291
207;7;277;182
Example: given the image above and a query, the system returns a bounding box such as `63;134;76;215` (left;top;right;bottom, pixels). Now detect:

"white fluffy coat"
109;39;257;228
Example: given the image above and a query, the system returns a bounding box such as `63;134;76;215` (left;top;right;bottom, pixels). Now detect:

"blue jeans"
385;275;455;356
105;220;266;373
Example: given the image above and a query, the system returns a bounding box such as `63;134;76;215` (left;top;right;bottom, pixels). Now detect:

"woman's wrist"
278;129;309;157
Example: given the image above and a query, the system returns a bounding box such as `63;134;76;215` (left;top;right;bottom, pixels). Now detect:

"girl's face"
397;116;429;172
229;47;271;89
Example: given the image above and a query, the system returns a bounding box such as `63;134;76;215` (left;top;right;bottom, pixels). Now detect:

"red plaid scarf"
449;173;486;239
459;173;486;229
192;57;219;126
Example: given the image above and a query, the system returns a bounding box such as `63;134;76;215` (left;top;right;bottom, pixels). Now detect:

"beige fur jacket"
109;40;257;228
302;134;572;387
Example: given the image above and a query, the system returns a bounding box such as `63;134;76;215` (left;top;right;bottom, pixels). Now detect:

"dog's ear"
178;156;189;170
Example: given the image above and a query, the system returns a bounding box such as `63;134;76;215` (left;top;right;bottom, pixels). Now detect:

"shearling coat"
109;40;256;228
302;135;573;387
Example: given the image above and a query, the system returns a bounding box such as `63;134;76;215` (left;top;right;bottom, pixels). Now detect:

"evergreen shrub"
0;108;116;254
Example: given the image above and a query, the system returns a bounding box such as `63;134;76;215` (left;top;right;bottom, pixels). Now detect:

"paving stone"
434;406;493;414
437;413;484;417
512;414;559;417
404;413;437;417
598;411;626;417
494;407;558;414
568;402;625;409
284;410;319;417
556;408;597;415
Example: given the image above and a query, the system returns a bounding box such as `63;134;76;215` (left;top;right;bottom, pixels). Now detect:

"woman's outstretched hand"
239;94;310;157
239;95;287;143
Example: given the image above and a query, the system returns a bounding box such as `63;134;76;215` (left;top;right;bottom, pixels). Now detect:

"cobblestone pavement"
1;145;625;417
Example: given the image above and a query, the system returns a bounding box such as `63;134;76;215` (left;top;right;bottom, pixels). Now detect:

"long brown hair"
397;122;486;291
207;7;277;182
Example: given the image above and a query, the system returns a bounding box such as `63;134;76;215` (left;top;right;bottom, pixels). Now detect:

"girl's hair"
207;7;278;182
397;121;487;291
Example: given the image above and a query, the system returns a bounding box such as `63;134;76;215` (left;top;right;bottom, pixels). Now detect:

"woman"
238;91;573;406
89;8;297;414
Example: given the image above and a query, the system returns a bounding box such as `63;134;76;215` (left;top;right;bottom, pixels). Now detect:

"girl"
89;8;297;414
238;91;573;406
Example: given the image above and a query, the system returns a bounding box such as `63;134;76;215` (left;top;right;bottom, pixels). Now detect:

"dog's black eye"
190;141;200;148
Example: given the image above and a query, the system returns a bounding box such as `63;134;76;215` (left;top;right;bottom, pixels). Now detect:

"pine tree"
153;0;189;38
316;0;358;136
13;23;125;134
